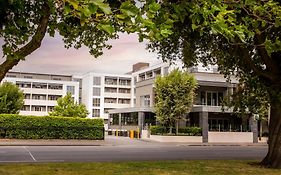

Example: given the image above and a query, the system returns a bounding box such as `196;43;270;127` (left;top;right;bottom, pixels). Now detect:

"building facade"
3;72;79;116
108;63;259;143
81;73;134;122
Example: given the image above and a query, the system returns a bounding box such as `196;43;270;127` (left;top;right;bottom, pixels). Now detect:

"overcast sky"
0;33;162;76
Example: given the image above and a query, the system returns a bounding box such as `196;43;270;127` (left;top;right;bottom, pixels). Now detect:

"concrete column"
138;112;144;130
199;112;209;143
250;116;258;143
118;113;122;129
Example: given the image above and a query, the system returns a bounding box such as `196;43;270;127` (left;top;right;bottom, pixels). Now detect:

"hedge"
150;125;202;136
0;114;104;140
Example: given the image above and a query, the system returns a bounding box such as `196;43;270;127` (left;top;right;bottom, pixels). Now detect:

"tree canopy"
154;69;197;134
49;93;89;118
0;0;173;82
146;0;281;168
0;82;24;114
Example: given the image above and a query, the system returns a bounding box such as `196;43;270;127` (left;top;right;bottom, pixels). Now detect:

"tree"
145;0;281;168
0;82;24;114
49;93;89;118
154;69;197;135
0;0;172;82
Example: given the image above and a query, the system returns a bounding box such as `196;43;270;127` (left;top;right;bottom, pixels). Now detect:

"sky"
0;33;162;76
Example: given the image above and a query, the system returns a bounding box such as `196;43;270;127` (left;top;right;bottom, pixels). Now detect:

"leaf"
92;0;112;14
98;24;115;35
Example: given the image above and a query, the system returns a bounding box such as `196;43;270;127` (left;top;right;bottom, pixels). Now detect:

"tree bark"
261;89;281;168
0;3;50;82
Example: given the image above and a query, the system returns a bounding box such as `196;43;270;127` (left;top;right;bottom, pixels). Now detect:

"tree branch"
0;2;50;82
240;47;274;82
254;33;279;74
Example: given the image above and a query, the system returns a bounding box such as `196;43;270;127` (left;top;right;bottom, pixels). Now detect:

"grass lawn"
0;160;280;175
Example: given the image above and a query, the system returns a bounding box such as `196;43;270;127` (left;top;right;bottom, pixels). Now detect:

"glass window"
105;87;117;93
118;98;130;104
92;109;100;117
110;114;119;125
93;98;100;106
21;105;30;111
93;77;101;85
121;112;138;125
218;92;224;106
140;95;150;107
67;86;75;95
104;98;117;103
93;87;100;96
212;92;217;106
118;88;130;93
207;92;212;106
48;84;63;90
201;91;206;105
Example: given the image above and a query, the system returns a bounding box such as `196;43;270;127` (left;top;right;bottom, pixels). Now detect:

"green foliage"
150;125;166;135
0;114;104;139
150;125;202;136
0;82;24;114
154;69;198;127
49;93;89;118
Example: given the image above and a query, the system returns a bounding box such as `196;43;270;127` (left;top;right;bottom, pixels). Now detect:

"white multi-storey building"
3;72;79;116
81;73;134;122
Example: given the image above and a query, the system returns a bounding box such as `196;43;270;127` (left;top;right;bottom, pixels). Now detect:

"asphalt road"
0;144;267;163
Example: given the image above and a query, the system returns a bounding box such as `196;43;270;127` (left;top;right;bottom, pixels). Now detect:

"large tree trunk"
0;3;50;82
261;89;281;168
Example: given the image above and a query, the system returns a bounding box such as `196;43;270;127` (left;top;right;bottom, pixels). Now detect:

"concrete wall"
208;132;254;143
149;135;203;143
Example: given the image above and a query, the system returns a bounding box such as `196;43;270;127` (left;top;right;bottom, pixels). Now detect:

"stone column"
118;113;122;129
199;112;209;143
250;116;258;143
138;112;144;130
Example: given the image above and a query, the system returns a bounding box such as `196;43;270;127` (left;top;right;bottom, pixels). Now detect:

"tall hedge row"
0;114;104;140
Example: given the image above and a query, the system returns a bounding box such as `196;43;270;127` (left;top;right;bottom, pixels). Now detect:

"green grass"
0;160;280;175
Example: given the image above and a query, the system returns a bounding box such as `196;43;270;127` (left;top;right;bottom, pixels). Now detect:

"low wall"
149;135;202;143
208;132;253;143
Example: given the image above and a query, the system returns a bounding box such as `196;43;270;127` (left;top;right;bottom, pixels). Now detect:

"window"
118;88;130;93
32;94;46;100
110;114;119;125
105;77;117;85
154;68;161;76
47;106;54;112
200;91;224;106
16;82;31;88
24;75;33;79
48;84;63;90
93;98;100;106
24;94;31;99
105;87;117;93
104;98;117;103
119;79;131;86
139;73;145;81
93;87;100;96
118;98;130;104
92;109;100;117
67;86;75;95
146;71;153;78
21;105;30;111
140;95;150;107
93;77;101;85
31;106;46;112
48;95;61;101
32;83;47;89
121;112;138;125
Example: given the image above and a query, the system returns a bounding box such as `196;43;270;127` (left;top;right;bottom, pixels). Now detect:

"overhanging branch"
0;2;50;82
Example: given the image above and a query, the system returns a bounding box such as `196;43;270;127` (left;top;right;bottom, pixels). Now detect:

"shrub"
150;126;167;135
178;127;202;136
0;114;104;140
